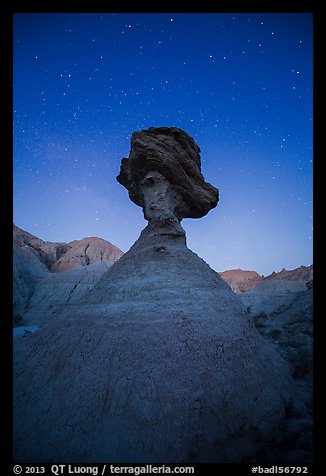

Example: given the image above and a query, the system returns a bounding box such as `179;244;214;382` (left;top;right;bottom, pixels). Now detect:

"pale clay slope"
14;223;123;273
51;236;123;272
14;239;313;462
23;261;112;326
219;269;263;292
247;284;313;462
13;244;49;318
238;280;309;317
13;223;70;270
14;224;293;463
13;224;124;320
13;229;312;461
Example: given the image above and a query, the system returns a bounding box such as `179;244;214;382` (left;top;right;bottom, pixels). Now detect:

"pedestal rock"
14;127;293;463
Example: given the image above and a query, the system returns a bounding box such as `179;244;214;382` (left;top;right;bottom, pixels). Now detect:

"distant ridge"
13;223;124;272
13;223;124;318
220;265;313;292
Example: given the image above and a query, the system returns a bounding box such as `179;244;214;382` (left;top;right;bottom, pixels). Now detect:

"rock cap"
117;126;219;220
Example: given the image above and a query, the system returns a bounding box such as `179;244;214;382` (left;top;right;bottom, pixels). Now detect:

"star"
13;12;312;275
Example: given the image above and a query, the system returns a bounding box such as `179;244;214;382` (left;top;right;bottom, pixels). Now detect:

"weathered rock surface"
238;280;309;317
219;269;264;292
13;244;48;320
14;223;70;270
14;128;305;463
23;262;112;326
13;224;124;321
14;226;293;463
241;283;313;381
51;236;123;272
117;126;219;220
220;265;313;293
245;283;313;459
264;266;313;283
14;224;123;273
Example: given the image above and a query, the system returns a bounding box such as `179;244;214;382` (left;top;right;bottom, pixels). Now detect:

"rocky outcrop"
13;223;70;270
13;224;123;272
264;265;313;283
14;127;302;463
239;280;313;381
13;244;48;320
13;225;123;321
219;269;264;292
238;280;308;317
22;262;112;326
117;126;219;220
51;237;123;272
220;265;313;293
245;283;313;462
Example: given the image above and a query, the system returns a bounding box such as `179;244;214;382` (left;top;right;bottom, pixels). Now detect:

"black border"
7;0;319;14
2;0;320;473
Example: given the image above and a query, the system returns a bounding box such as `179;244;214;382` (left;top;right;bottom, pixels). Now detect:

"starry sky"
13;12;313;276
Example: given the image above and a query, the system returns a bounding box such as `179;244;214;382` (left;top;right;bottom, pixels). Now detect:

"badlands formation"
220;266;313;293
14;127;312;463
13;224;123;324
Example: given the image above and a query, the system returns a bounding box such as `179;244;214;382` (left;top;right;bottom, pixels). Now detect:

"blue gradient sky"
13;13;313;276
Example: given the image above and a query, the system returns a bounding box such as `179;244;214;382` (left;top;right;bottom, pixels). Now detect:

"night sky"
13;12;313;276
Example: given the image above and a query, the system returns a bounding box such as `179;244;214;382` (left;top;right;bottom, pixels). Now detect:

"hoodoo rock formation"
14;127;302;463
